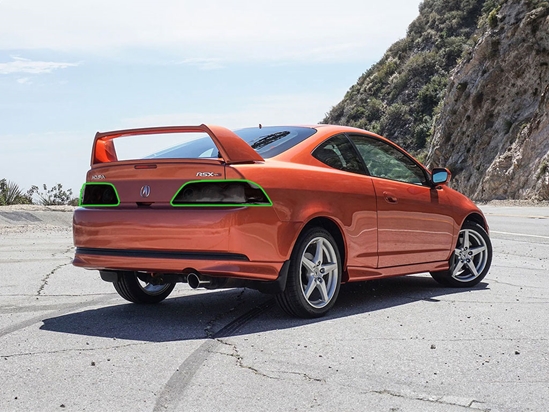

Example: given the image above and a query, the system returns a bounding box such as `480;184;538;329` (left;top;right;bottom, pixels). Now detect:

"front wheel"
431;221;492;287
113;271;175;304
276;227;342;318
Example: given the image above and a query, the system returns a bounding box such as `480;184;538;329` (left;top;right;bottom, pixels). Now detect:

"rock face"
323;0;486;154
427;1;549;200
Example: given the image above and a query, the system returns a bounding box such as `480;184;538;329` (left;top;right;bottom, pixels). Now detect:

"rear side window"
312;134;366;174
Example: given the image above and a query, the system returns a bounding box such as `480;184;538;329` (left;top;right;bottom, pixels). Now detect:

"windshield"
144;126;316;159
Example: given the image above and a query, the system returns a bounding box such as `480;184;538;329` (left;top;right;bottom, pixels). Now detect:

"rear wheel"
431;221;492;287
276;227;342;318
113;271;175;303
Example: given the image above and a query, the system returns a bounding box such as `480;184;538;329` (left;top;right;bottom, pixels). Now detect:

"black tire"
431;221;492;287
113;271;175;304
276;227;342;318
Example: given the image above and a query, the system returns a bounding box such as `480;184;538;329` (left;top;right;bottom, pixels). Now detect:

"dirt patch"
0;205;75;234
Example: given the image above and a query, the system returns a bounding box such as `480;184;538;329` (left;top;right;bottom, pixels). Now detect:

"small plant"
537;160;549;179
0;179;32;205
30;183;77;206
503;119;514;135
488;8;499;28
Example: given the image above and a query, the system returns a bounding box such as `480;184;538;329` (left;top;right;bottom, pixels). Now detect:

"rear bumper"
72;207;301;281
73;247;283;281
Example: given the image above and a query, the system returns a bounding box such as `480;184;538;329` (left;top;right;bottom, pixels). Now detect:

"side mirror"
431;167;451;186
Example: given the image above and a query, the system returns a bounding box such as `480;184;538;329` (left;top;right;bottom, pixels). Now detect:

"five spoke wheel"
276;227;342;318
451;228;489;282
431;221;492;287
300;237;340;309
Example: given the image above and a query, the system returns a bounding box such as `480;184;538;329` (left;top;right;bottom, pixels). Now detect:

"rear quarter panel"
229;161;379;270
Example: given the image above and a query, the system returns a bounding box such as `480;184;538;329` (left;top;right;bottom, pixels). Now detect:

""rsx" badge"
196;172;222;177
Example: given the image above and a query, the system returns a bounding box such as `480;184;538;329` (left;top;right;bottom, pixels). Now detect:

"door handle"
383;191;398;204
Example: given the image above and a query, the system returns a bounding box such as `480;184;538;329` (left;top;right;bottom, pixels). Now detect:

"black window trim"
343;133;371;176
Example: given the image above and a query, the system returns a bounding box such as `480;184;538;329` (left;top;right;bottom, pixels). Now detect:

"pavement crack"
278;370;325;383
370;389;490;410
214;338;280;380
1;342;148;359
52;246;74;258
37;261;72;296
212;336;324;383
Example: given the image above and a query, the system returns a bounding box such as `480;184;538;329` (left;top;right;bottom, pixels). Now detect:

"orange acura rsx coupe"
73;124;492;318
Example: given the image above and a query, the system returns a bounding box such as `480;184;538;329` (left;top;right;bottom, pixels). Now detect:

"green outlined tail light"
80;183;120;207
171;180;272;207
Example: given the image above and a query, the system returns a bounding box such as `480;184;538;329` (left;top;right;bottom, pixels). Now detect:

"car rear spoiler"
91;124;265;166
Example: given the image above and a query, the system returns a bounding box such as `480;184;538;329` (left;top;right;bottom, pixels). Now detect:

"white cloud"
0;56;79;75
16;77;31;84
177;58;225;70
0;0;421;63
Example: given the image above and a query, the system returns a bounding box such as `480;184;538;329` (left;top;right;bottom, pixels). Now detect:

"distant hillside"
323;0;493;155
324;0;549;200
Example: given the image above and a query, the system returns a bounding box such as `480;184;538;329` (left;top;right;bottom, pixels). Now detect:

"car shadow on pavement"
40;274;489;342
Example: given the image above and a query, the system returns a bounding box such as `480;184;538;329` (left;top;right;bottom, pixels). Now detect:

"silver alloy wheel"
299;236;339;309
451;228;489;282
137;279;173;296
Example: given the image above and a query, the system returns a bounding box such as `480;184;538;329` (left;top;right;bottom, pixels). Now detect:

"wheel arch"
463;212;489;232
299;216;348;282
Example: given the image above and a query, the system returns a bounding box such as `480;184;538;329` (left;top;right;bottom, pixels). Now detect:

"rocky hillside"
427;0;549;200
324;0;549;200
323;0;490;154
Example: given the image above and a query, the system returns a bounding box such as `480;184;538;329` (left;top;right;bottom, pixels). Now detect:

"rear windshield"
144;126;316;159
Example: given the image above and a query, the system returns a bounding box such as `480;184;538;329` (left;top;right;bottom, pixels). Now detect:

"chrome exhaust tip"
187;273;210;289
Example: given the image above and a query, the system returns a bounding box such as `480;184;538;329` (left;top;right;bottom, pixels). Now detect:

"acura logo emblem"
140;185;151;198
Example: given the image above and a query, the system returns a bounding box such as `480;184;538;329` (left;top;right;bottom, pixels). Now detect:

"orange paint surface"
74;124;487;284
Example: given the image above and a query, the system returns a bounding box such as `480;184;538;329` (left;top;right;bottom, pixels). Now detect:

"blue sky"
1;0;422;195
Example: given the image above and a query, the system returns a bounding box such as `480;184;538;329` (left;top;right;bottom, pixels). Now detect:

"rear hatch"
82;125;264;207
86;159;227;207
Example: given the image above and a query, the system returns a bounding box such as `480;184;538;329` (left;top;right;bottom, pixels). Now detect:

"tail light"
80;183;120;207
171;180;272;207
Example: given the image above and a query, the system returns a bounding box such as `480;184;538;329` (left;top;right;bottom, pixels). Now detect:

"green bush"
413;116;434;148
537;160;549;179
364;98;384;122
487;9;499;28
380;104;413;135
28;184;77;206
0;179;32;205
418;75;449;115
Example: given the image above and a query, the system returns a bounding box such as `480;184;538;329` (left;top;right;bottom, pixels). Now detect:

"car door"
348;134;455;268
312;134;379;270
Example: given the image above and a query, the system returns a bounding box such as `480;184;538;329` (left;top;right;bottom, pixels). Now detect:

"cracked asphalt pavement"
0;205;548;411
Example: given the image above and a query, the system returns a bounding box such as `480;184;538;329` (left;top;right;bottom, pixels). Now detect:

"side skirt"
346;260;449;282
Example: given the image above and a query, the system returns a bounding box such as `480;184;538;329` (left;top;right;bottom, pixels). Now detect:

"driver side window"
349;135;427;185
